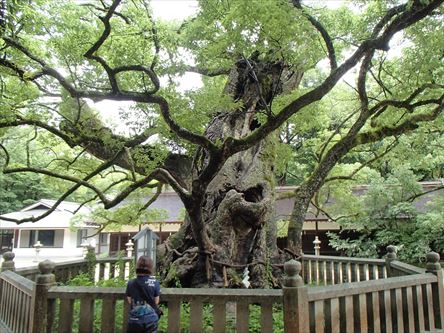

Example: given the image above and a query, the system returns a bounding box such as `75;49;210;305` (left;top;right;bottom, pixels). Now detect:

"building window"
77;229;88;247
98;233;109;255
99;233;108;245
0;230;13;253
38;230;55;246
20;230;63;248
28;230;55;247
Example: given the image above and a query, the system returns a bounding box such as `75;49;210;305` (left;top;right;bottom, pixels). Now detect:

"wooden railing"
47;285;130;332
0;247;443;333
160;288;282;333
301;254;387;285
307;273;440;332
43;286;283;333
0;270;34;333
10;256;133;284
95;257;133;281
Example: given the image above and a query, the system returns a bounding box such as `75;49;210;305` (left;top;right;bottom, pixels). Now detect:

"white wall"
12;228;99;259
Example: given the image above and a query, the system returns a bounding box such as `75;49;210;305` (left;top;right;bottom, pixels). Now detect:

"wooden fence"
0;247;443;333
13;257;132;284
301;254;387;285
0;270;33;333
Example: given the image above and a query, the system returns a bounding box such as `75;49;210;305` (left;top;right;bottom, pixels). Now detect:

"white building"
0;200;99;260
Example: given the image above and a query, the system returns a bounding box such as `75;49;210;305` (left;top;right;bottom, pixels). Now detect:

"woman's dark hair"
135;256;154;275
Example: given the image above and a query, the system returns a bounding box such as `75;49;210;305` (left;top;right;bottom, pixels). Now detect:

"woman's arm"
154;296;160;305
127;296;132;304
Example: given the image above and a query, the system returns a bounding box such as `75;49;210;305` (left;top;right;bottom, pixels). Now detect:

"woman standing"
126;256;161;333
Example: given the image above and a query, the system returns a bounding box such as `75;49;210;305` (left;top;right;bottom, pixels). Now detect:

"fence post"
385;245;397;277
283;259;309;333
426;251;444;329
1;251;15;272
29;260;56;333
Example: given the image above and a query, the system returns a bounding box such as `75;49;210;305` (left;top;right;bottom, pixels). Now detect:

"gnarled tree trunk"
159;58;300;288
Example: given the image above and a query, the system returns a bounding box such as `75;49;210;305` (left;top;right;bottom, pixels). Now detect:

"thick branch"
3;167;109;202
0;149;126;223
407;184;444;202
103;168;190;210
355;101;444;146
227;0;443;154
292;0;337;71
0;118;77;146
370;84;444;122
183;65;230;77
83;0;121;92
2;37;217;152
324;138;398;183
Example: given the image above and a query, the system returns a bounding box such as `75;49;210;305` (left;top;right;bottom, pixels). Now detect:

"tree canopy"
0;0;443;286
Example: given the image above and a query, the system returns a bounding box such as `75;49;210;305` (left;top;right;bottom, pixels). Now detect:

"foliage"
64;272;95;287
328;167;444;262
0;172;50;214
0;128;65;213
276;220;289;238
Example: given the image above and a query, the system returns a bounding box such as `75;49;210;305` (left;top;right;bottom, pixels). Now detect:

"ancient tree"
0;0;443;287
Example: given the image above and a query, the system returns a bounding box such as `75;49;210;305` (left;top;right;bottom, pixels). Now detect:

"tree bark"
159;58;299;287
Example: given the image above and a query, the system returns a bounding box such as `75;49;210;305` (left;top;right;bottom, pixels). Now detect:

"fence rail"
301;254;387;285
0;270;34;333
13;256;133;284
47;286;130;333
44;286;284;333
307;274;439;333
0;247;443;333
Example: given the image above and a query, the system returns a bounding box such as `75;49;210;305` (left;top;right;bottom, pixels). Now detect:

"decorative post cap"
426;251;441;273
283;259;303;287
2;251;15;261
386;245;397;260
38;260;55;275
1;251;16;272
313;236;321;245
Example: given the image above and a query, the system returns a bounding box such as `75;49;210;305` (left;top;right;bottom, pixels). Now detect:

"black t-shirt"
126;275;161;305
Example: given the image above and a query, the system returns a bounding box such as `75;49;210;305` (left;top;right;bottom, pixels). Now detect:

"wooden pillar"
0;251;15;311
385;245;397;277
1;251;15;272
29;260;56;333
426;251;444;330
283;259;309;333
